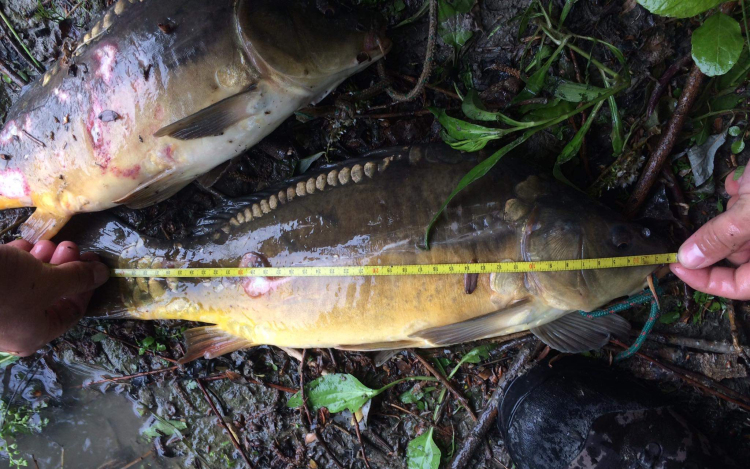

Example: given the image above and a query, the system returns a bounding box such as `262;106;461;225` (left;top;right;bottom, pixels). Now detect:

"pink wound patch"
0;169;30;199
239;252;289;298
111;164;141;179
94;45;117;84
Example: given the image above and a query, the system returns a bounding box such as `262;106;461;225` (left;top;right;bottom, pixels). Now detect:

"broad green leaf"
692;13;744;77
438;0;476;50
407;428;441;469
659;310;681;324
457;344;492;365
461;90;530;127
734;165;746;180
551;80;609;103
717;48;750;89
0;352;18;367
636;0;724;19
729;126;743;137
287;374;377;414
142;417;187;440
731;139;745;153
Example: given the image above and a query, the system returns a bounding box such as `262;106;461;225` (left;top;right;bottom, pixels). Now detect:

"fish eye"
610;225;632;250
641;227;651;238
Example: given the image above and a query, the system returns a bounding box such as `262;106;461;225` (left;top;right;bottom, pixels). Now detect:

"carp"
0;0;388;242
69;144;665;360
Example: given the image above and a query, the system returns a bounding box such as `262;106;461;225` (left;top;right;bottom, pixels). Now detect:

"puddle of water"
1;358;176;468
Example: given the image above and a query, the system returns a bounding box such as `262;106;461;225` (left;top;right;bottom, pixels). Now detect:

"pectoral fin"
409;299;542;346
19;210;71;243
530;313;630;353
114;169;189;209
179;326;253;363
154;86;258;140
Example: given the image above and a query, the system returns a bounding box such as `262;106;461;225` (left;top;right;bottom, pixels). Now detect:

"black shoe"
498;356;737;469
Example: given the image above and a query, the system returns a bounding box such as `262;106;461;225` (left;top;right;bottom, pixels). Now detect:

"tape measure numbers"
111;253;677;278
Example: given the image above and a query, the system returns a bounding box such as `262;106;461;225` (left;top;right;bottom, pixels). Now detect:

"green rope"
578;284;662;361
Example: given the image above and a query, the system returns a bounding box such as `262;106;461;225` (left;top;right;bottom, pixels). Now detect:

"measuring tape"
110;253;677;278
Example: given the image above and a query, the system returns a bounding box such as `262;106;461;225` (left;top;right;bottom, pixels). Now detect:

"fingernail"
677;243;706;269
92;262;110;285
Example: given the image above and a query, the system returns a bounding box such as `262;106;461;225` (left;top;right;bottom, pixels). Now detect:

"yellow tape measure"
111;253;677;278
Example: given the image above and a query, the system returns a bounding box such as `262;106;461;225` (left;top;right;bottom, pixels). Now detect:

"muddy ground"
1;0;750;468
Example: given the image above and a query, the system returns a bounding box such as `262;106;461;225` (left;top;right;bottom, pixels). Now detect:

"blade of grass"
0;8;43;72
553;99;604;187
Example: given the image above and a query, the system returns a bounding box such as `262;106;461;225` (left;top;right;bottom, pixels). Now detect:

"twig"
410;350;478;422
448;339;540;469
79;324;180;365
0;7;43;72
196;379;254;468
625;63;704;217
726;301;750;364
353;418;372;469
299;349;313;428
647;55;691;117
611;340;750;411
315;429;344;469
387;71;460;100
644;332;750;355
0;57;25;87
119;450;154;469
84;365;180;386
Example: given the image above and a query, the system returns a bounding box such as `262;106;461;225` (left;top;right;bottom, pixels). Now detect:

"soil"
1;0;750;468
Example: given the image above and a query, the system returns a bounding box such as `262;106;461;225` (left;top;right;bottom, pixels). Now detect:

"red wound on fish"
240;252;288;298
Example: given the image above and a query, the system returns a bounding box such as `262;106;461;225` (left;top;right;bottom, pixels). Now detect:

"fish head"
237;0;391;91
519;197;667;312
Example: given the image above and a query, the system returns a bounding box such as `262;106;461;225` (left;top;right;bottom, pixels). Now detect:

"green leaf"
142;417;187;440
0;352;19;367
90;332;107;342
297;151;324;174
287;374;378;414
558;0;577;27
659;309;681;324
407;428;441;469
717;199;724;213
449;345;492;378
514;36;570;103
636;0;724;18
729;125;743;137
691;13;744;77
553;100;604;186
395;0;430;28
461;90;531;127
732;139;746;153
141;337;155;347
437;0;476;50
551;80;609;103
399;386;437;404
734;165;746;180
718;48;750;89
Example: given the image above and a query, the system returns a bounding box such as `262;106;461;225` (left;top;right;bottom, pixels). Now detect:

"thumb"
44;260;110;298
678;198;750;269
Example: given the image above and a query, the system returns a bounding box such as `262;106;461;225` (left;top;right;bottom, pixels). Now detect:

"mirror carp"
0;0;388;242
69;144;666;361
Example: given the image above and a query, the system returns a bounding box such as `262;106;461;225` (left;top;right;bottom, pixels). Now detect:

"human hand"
0;240;109;356
670;168;750;300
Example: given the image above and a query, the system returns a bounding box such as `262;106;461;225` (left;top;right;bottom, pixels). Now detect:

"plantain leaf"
551;80;609;103
437;0;476;50
287;374;377;414
636;0;724;19
0;352;18;367
691;13;744;77
734;166;746;180
407;428;441;469
461;90;530;126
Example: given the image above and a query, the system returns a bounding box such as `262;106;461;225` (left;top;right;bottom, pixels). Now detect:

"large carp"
0;0;388;242
68;145;665;360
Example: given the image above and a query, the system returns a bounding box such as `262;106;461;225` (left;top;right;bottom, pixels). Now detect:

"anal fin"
531;313;631;353
179;326;253;364
154;86;258;140
114;170;189;209
20;209;71;242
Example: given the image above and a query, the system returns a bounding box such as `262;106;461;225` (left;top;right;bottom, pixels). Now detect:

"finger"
670;263;750;300
677;197;750;269
49;241;80;265
6;239;33;251
36;296;91;351
30;240;57;263
44;260;110;298
725;170;741;197
727;195;739;210
727;240;750;266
